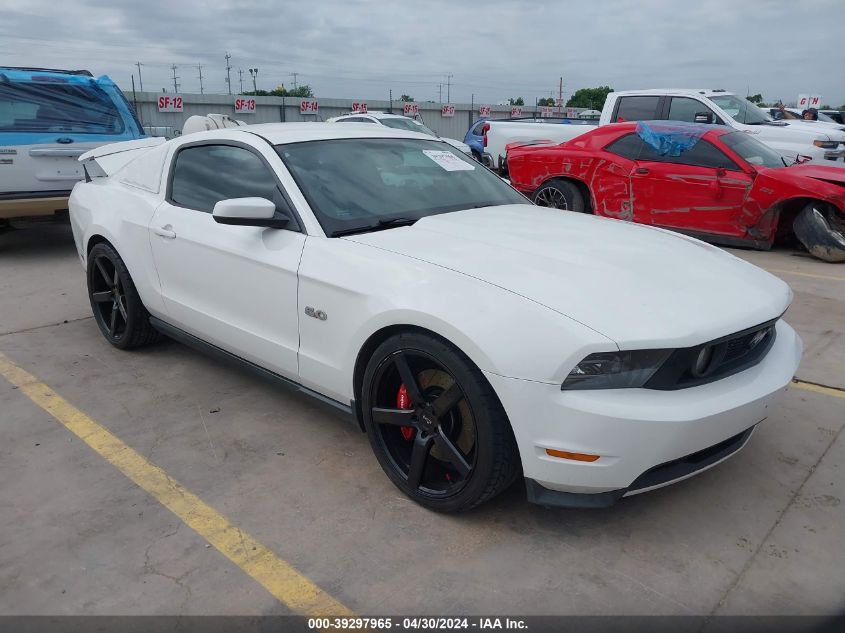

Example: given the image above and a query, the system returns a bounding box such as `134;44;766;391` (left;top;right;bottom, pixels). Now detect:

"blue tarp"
636;121;708;157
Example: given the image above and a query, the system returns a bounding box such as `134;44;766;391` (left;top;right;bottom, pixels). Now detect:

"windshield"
0;80;125;134
277;138;525;236
721;131;786;168
710;94;771;125
379;117;438;137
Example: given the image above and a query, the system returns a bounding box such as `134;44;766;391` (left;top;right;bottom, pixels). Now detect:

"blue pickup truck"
0;67;144;224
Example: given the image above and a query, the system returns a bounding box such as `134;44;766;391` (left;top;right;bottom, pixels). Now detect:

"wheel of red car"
793;202;845;263
361;331;519;513
532;179;585;213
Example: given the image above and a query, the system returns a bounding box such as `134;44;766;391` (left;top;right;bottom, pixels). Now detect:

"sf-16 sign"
299;100;319;115
234;98;256;114
441;104;455;117
158;95;183;113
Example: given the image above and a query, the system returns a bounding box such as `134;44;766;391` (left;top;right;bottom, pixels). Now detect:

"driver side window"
667;97;722;125
169;144;278;213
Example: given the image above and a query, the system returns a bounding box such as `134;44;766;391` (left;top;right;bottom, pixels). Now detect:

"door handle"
635;167;650;175
153;225;176;239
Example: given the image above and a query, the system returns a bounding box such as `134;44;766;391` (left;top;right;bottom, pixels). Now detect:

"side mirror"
212;197;289;228
694;112;714;124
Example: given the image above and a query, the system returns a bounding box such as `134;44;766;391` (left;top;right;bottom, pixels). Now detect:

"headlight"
561;349;672;390
813;139;838;149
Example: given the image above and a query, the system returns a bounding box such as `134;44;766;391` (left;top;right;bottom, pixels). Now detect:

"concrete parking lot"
1;221;843;617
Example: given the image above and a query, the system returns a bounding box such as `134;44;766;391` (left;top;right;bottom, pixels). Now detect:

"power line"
135;61;144;91
290;72;299;90
446;74;453;102
238;69;244;94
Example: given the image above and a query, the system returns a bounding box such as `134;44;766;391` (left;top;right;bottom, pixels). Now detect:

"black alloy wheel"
532;179;585;213
362;332;519;512
87;242;160;349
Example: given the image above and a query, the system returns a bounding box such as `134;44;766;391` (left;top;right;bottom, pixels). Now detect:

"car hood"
441;137;472;154
781;163;845;187
344;205;792;348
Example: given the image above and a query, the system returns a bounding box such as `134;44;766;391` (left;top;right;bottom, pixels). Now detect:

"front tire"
793;203;845;263
361;332;519;512
532;179;585;213
87;242;161;349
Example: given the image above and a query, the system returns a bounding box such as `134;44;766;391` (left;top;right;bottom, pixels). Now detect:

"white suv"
329;111;472;156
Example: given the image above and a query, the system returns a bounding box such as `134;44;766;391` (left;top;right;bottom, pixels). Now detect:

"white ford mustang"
69;123;802;512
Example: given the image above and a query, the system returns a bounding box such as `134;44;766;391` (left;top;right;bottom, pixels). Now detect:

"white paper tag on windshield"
422;150;475;171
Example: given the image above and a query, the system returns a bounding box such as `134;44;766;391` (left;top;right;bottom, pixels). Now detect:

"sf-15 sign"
234;98;256;114
352;102;368;113
441;104;455;117
158;95;183;113
403;103;419;116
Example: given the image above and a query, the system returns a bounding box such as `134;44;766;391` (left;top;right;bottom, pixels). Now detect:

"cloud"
0;0;842;106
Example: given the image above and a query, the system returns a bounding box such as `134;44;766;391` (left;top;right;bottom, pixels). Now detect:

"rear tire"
361;332;519;512
532;179;586;213
87;242;161;349
793;203;845;263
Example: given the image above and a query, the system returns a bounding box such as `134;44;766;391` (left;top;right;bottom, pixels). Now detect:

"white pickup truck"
485;88;845;174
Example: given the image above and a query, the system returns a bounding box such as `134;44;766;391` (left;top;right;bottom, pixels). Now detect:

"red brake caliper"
396;384;415;441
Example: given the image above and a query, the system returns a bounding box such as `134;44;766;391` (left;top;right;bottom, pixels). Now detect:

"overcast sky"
1;0;842;107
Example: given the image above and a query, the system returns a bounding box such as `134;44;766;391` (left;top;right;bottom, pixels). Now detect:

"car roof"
612;89;734;97
191;122;438;145
601;120;729;136
335;111;412;121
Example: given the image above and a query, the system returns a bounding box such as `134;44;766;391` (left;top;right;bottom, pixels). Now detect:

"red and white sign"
540;106;555;118
566;107;578;118
478;105;492;116
403;103;419;116
234;98;256;114
797;94;809;109
299;100;319;115
158;95;183;113
441;103;455;117
351;101;368;113
809;95;822;108
510;107;523;117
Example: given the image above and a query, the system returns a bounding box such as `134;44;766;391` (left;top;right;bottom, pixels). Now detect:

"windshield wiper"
331;217;417;237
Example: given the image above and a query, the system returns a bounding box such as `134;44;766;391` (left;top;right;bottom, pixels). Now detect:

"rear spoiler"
79;137;166;179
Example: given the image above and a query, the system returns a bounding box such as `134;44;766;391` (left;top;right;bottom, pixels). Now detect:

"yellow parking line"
792;379;845;400
0;352;354;617
766;268;845;282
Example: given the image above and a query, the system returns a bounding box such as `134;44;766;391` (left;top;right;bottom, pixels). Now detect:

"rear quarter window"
613;96;660;122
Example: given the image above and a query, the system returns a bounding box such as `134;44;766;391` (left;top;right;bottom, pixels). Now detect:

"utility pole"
558;77;563;115
170;64;179;93
196;64;204;94
135;62;144;91
290;72;299;91
389;89;393;114
249;68;259;94
238;69;244;94
446;74;453;102
225;52;233;95
438;83;442;103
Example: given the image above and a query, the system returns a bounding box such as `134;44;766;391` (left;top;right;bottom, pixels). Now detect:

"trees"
240;84;314;97
508;97;525;106
399;94;414;102
566;86;613;110
746;93;764;104
537;97;555;106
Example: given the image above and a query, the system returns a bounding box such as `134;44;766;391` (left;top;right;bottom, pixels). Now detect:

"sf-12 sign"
351;102;368;113
299;100;319;115
510;107;523;117
234;98;256;114
403;103;419;116
441;104;455;117
158;95;183;113
478;105;492;116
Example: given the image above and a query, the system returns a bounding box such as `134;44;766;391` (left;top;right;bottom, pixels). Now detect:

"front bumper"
486;319;802;506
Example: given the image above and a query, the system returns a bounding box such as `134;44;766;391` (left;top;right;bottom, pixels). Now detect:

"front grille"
645;319;778;390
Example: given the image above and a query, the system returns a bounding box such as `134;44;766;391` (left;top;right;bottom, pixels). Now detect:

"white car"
69;123;802;512
328;110;472;156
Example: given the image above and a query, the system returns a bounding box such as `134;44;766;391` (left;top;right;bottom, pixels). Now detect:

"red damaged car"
506;121;845;262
